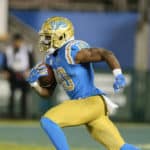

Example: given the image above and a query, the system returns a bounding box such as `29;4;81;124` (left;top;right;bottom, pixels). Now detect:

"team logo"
50;21;67;30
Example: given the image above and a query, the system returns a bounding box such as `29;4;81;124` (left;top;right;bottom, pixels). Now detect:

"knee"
43;111;67;127
120;144;140;150
40;117;57;130
43;111;59;125
40;117;51;128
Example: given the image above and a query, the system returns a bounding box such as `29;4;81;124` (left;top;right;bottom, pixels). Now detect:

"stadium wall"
11;10;139;69
1;10;149;121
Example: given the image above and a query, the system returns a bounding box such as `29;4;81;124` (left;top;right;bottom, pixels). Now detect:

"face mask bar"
39;35;52;52
39;33;74;54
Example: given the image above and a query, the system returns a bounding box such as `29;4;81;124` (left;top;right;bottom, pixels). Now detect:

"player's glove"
113;69;126;92
26;63;48;84
113;74;126;92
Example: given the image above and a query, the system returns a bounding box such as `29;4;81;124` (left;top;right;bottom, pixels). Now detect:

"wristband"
112;68;122;77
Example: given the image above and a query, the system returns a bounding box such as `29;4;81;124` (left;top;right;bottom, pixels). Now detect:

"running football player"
27;16;140;150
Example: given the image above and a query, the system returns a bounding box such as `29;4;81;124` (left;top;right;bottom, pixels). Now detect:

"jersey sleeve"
65;40;90;65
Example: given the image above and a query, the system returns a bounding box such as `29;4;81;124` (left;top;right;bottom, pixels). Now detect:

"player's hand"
113;74;126;92
26;64;48;84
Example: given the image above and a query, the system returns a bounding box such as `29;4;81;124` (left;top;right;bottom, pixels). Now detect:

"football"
38;63;57;88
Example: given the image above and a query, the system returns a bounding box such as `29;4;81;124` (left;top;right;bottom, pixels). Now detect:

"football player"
27;17;140;150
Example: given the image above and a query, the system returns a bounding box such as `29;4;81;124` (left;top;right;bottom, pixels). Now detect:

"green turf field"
0;120;149;150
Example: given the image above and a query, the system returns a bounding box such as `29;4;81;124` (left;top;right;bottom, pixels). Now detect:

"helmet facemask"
39;34;55;54
39;33;70;54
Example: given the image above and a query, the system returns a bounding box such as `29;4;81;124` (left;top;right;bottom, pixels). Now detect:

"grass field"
0;120;150;150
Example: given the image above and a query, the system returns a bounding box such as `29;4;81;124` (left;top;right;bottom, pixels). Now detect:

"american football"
38;63;57;88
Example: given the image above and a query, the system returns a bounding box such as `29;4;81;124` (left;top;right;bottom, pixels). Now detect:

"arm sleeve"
65;40;90;65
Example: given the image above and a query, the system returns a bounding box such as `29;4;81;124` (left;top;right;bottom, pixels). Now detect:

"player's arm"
75;48;126;91
75;48;120;69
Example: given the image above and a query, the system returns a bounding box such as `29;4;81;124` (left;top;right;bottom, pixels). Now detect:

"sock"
40;117;70;150
121;143;140;150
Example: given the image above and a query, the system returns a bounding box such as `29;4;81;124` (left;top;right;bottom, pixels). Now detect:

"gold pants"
44;96;125;150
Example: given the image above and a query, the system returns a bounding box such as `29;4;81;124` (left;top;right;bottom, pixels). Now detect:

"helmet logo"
51;21;67;30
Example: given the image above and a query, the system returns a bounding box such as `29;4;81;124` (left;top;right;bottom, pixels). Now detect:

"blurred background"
0;0;150;150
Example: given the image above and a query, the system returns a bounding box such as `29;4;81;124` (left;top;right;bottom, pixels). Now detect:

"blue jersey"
45;40;104;99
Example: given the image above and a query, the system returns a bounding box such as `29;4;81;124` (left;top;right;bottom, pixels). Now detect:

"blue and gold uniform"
27;16;139;150
45;40;104;99
43;40;125;150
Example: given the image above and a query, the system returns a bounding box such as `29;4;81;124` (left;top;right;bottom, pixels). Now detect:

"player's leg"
86;116;125;150
40;96;105;150
40;117;70;150
42;96;106;127
86;99;140;150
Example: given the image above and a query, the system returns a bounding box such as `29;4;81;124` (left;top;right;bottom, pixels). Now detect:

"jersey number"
56;67;74;91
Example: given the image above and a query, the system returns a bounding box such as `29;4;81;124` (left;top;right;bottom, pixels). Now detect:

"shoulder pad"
65;40;90;64
72;40;90;50
66;40;90;50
